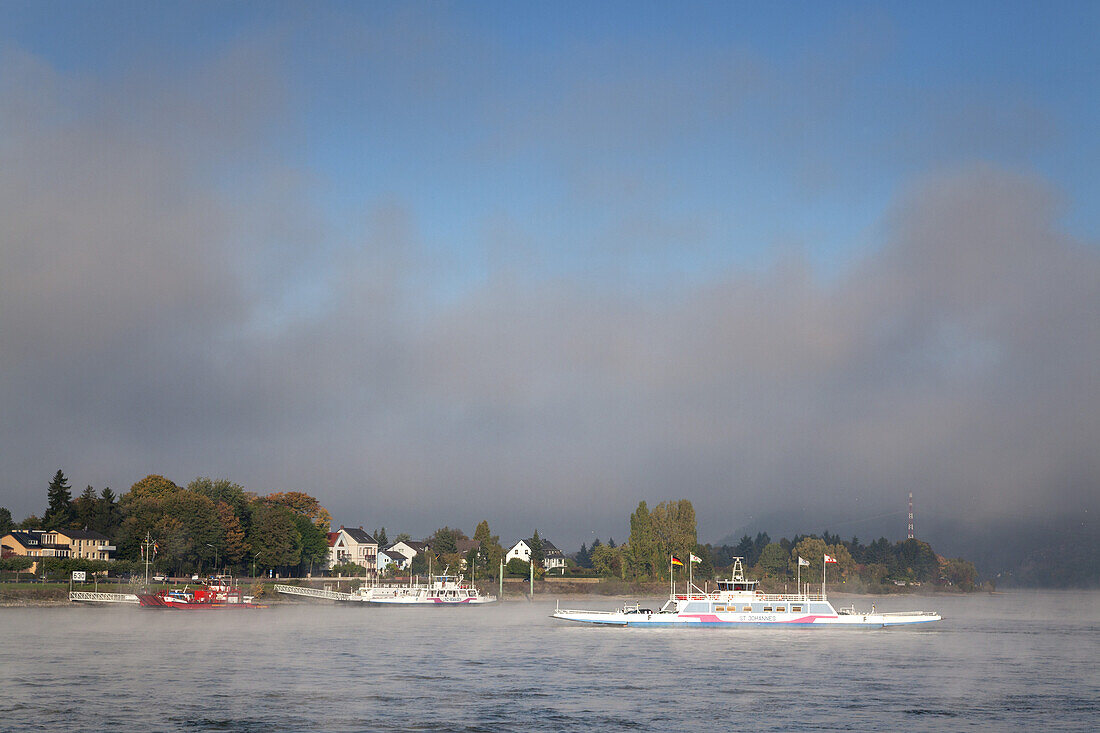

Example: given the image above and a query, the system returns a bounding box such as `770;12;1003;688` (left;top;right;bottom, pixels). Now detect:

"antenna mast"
907;492;914;540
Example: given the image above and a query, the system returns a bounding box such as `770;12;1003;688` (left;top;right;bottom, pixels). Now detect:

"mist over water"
2;591;1097;731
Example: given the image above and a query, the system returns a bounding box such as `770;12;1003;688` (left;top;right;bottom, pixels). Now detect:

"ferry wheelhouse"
552;558;940;628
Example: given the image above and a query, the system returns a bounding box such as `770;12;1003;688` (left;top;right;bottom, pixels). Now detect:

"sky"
1;1;1098;553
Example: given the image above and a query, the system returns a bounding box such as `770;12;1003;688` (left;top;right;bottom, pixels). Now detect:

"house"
53;529;115;561
386;540;427;568
2;529;85;574
376;548;402;573
506;537;567;571
329;526;379;575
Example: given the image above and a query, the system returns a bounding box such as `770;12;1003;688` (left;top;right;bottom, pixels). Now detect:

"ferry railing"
69;591;139;604
673;592;826;602
274;584;357;602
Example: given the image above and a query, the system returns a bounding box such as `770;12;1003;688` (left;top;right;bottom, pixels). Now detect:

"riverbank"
1;577;987;607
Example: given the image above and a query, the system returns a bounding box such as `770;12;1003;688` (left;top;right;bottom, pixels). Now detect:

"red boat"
137;576;267;610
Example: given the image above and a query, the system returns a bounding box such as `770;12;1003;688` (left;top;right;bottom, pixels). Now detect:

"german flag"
671;556;684;567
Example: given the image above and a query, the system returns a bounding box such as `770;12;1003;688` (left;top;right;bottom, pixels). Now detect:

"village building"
328;526;379;575
1;528;115;574
506;537;567;571
386;540;426;568
53;529;115;561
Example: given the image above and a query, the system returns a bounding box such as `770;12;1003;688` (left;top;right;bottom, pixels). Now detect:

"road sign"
72;571;86;582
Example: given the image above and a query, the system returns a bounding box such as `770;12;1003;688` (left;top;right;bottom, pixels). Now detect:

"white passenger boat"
552;558;940;628
350;574;496;605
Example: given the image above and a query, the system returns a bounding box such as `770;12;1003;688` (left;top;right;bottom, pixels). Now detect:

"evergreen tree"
529;529;544;569
608;537;616;548
43;470;74;529
95;488;120;537
472;520;503;577
376;526;389;548
0;506;12;535
575;542;591;569
74;486;98;529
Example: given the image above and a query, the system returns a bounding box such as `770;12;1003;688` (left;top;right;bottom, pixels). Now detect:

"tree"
375;527;389;548
430;527;464;556
264;491;333;532
626;501;657;579
506;558;530;577
189;478;251;519
295;514;330;575
528;529;544;570
73;485;98;530
249;503;302;572
126;474;180;501
95;488;120;537
940;557;978;591
650;499;697;577
575;542;591;569
472;520;504;578
0;506;12;535
216;501;249;564
756;542;789;579
590;543;623;578
43;469;74;529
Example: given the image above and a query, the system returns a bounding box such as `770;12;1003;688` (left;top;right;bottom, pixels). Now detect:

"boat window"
715;605;725;612
743;606;751;612
762;606;772;612
775;606;785;612
792;606;802;612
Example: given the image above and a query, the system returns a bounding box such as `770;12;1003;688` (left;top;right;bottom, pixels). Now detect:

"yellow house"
53;529;115;561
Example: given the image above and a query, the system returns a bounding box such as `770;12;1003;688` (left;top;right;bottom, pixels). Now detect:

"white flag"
798;557;810;567
824;554;838;563
690;553;702;563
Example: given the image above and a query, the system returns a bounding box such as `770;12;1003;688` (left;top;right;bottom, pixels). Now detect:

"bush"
330;562;366;577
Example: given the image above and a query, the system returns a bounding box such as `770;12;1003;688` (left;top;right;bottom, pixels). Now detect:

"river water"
1;590;1097;731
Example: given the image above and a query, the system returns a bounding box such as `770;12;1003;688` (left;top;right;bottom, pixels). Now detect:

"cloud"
1;30;1096;554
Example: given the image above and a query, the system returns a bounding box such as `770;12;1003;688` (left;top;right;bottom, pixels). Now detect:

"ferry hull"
552;609;941;628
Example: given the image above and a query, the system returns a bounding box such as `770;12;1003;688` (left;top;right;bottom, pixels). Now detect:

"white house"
506;537;567;571
329;526;379;575
386;540;426;568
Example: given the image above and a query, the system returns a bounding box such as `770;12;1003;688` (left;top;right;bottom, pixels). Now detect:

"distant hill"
712;512;1099;588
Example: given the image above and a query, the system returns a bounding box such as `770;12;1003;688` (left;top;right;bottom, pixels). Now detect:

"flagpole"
822;555;826;599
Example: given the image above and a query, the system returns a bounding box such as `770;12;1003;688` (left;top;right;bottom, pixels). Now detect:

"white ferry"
352;574;496;605
276;574;496;605
552;558;940;628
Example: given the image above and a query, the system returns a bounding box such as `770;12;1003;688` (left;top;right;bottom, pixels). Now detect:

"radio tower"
907;492;914;539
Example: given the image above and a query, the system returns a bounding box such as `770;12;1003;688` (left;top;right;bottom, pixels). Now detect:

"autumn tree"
216;501;249;564
126;474;180;502
263;491;332;532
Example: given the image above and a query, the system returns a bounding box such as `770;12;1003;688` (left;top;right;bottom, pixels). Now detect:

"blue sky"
1;1;1097;548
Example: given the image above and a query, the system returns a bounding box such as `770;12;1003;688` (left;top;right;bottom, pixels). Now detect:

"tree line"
3;470;333;577
568;499;980;591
